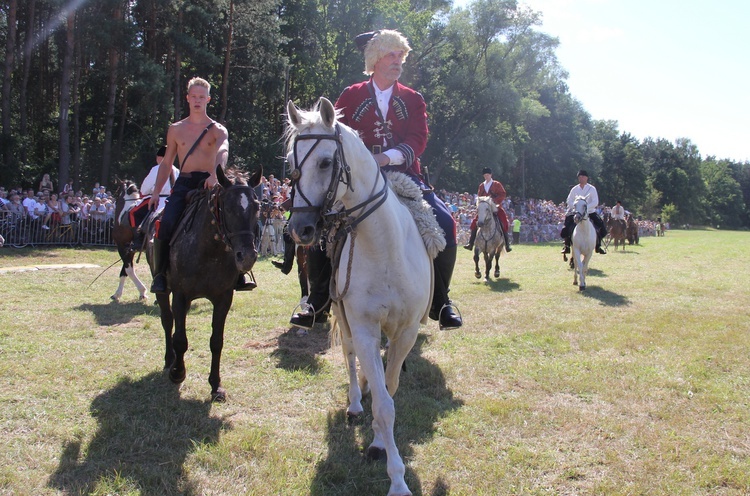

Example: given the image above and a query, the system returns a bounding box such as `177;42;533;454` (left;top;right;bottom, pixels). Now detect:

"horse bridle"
574;199;589;224
288;123;389;235
288;124;352;217
208;184;258;253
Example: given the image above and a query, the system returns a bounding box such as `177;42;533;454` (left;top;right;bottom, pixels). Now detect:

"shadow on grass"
580;286;630;306
48;371;226;495
271;324;331;373
76;300;152;326
309;333;462;496
483;276;520;292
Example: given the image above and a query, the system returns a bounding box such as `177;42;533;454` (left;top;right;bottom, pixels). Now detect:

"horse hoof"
494;271;500;278
169;367;186;384
139;294;148;301
346;411;363;424
474;272;481;279
110;295;119;302
579;285;586;291
366;445;387;461
211;388;227;402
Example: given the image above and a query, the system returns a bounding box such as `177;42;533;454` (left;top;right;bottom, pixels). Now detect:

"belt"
179;171;210;179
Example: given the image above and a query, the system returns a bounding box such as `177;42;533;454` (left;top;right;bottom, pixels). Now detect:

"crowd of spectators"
438;190;665;245
1;173;666;248
0;177;118;245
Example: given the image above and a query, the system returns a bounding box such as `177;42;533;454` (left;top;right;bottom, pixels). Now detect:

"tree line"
1;0;748;227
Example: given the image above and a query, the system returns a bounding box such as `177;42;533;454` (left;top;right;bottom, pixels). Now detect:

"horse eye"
320;157;333;169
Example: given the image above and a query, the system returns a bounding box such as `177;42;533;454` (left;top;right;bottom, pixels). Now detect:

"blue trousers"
157;172;210;241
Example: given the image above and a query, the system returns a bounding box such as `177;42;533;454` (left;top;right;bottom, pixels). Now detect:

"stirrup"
436;302;463;331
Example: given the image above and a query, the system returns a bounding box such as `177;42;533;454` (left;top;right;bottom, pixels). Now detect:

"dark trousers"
157;172;210;242
561;212;607;242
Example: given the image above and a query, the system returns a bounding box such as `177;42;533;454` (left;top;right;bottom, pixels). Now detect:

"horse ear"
287;100;301;126
249;164;263;188
319;97;336;128
216;164;232;188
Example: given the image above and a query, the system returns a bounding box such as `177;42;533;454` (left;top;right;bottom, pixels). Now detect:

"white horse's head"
284;97;371;245
573;195;589;224
476;196;497;227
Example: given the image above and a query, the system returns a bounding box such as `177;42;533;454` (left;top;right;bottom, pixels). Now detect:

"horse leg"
169;292;189;385
156;293;174;370
337;310;365;418
473;247;481;279
483;251;491;282
572;249;580;287
353;331;410;496
111;264;128;302
493;249;500;278
123;250;148;300
208;292;233;402
384;326;419;397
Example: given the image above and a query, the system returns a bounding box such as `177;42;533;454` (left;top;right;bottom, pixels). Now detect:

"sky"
454;0;750;163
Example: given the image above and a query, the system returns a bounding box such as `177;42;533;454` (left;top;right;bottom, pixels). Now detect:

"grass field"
1;229;749;495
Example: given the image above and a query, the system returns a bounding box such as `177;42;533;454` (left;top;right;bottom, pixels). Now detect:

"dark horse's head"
213;165;263;274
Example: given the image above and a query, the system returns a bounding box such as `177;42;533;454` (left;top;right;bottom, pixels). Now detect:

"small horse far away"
285;97;434;496
567;195;596;291
144;165;262;402
606;213;627;251
111;178;149;302
472;196;505;281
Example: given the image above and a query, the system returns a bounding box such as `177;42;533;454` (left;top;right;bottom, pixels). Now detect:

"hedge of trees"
1;0;748;227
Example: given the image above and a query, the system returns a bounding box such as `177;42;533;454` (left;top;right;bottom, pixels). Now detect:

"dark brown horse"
626;215;639;245
145;165;262;401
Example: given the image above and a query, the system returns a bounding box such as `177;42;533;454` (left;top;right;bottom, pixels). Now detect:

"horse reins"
208;184;258;254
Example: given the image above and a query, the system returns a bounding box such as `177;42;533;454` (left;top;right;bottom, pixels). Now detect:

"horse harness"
288;123;391;301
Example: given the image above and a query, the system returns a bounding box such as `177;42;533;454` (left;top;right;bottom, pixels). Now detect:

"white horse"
285;98;432;496
571;195;596;290
473;196;505;281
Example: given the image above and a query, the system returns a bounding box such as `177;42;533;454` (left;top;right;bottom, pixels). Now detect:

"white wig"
363;29;411;75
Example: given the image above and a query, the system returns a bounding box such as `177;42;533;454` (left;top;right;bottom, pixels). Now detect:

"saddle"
169;188;210;247
384;171;446;259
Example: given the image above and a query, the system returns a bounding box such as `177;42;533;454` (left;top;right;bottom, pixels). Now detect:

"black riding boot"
272;231;295;275
463;227;477;251
561;237;571;254
150;238;169;294
235;273;257;291
502;227;512;252
596;236;607;255
290;245;331;329
430;246;463;330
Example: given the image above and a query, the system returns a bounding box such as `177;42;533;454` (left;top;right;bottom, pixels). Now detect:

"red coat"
334;79;428;179
472;180;509;232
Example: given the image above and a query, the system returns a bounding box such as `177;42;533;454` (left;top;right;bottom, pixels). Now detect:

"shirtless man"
148;77;254;293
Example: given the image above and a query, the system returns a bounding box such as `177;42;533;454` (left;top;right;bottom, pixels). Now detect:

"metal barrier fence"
0;211;115;248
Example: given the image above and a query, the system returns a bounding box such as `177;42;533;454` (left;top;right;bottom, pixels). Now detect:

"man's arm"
149;127;180;209
205;124;229;189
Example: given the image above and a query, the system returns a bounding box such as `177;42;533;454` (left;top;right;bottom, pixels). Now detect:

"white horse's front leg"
126;266;148;300
353;333;410;496
342;333;364;418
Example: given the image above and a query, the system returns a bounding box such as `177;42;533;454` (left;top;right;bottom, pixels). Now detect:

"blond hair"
187;77;211;94
363;30;411;75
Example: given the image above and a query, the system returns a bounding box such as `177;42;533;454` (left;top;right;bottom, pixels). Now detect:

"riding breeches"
469;208;509;233
157;172;210;242
561;213;607;240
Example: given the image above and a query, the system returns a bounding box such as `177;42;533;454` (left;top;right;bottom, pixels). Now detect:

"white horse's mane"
477;195;498;213
284;101;346;153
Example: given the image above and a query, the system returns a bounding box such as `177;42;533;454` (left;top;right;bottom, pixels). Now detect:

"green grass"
1;230;749;495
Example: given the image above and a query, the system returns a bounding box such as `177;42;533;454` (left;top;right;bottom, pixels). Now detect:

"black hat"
577;169;589;177
355;31;379;52
157;145;167;157
482;167;492;175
